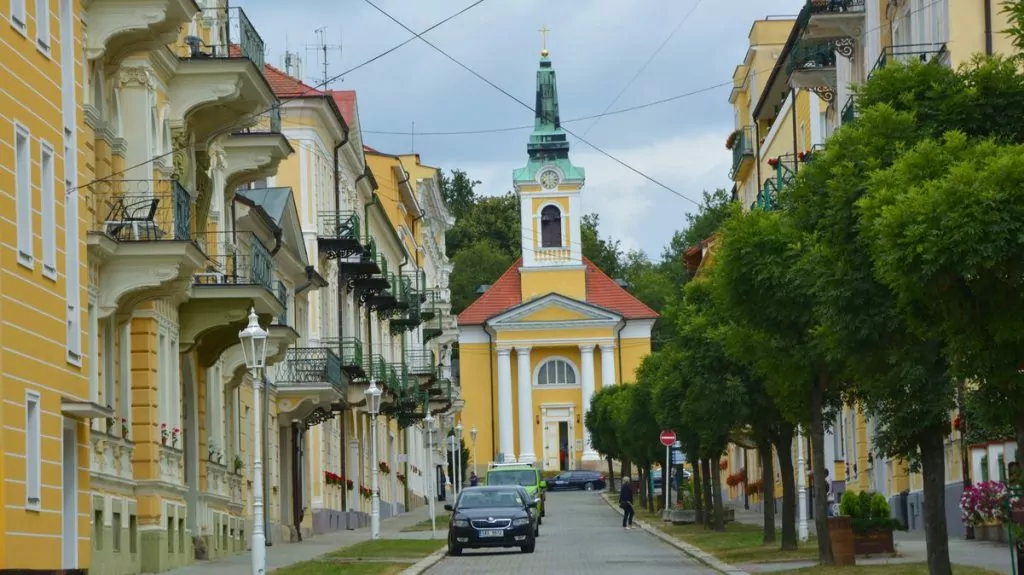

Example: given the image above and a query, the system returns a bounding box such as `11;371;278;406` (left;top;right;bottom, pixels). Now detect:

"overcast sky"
245;0;806;257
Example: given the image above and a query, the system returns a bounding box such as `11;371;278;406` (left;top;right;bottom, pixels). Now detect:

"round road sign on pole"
660;430;677;447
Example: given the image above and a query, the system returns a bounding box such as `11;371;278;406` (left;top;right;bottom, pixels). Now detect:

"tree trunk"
920;427;954;575
777;425;798;550
607;456;616;493
811;376;834;564
710;459;726;532
693;455;705;524
701;458;715;529
758;438;777;545
1015;410;1024;466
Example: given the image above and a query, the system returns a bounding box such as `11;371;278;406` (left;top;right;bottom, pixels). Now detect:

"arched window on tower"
540;205;562;248
536;358;578;386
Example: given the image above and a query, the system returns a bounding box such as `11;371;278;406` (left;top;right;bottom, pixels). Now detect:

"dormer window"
541;205;562;248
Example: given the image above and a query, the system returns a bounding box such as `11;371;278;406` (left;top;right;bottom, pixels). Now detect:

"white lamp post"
424;412;436;537
797;424;809;542
455;422;463;493
238;308;268;575
365;379;383;540
470;426;478;476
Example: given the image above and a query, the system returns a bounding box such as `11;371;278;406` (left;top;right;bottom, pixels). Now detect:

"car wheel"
584;482;594;491
448;540;463;556
538;515;542;526
521;540;536;553
535;524;540;537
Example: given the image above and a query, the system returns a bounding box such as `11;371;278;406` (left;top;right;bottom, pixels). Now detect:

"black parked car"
444;486;538;555
547;471;607;491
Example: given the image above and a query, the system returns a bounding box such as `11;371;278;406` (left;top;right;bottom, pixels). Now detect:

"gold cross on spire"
539;25;551;57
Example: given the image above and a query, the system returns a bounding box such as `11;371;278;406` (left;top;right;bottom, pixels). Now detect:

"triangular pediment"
487;293;621;331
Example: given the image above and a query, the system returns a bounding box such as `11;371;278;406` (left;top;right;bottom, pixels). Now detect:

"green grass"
327;538;444;559
400;513;450;532
270;561;408;575
771;564;1003;575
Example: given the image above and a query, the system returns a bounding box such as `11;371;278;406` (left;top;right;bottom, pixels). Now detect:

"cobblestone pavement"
426;491;721;574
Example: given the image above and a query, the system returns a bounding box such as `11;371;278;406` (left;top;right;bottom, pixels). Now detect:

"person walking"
469;472;479;487
619;477;636;529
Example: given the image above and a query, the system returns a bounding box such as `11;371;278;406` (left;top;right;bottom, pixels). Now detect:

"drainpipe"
264;373;272;545
334;131;348;512
984;0;993;55
754;122;763;201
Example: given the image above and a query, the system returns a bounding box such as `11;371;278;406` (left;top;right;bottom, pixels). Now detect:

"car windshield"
457;489;524;509
487;470;536;487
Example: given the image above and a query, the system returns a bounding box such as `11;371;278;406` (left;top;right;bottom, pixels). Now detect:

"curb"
400;545;447;575
600;495;750;575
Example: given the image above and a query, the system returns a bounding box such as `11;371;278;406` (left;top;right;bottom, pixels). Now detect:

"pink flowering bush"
959;481;1008;527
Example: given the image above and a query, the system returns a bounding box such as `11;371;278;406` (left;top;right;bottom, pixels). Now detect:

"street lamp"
424;412;436;537
365;379;383;540
470;426;478;476
238;308;268;575
455;422;463;494
797;425;808;542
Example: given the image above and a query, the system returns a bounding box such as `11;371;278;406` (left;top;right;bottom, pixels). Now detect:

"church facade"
457;49;657;471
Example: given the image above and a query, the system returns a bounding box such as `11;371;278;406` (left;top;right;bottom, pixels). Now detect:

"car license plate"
478;529;503;538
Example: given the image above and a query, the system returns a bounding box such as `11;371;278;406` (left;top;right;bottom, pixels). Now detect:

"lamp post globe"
237;307;268;575
365;380;383;540
470;426;478;476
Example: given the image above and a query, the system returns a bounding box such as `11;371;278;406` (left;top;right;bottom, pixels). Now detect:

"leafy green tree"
681;188;733;250
586;386;629;492
581;213;623;278
613;380;662;510
445;192;520;258
448;240;514;314
439;169;480;221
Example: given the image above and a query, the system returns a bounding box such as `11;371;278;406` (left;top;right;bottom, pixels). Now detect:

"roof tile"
457;257;658;326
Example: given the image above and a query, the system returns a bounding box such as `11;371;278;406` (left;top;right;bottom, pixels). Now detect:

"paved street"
426;491;719;574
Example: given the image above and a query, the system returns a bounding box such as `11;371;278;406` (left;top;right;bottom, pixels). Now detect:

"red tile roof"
457;257;658;325
327;90;357;126
263;64;322;97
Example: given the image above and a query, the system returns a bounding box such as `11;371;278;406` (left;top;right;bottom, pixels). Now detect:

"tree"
438;169;479;221
449;240;514;314
681;188;733;250
713;207;838;562
445;192;520;258
581;213;623;278
613;380;662;510
586;386;629;493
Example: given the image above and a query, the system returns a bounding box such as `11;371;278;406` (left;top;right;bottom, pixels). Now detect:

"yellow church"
457;47;657;472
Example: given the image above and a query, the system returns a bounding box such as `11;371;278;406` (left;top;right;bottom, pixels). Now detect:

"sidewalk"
157;504;446;575
733;508;1012;574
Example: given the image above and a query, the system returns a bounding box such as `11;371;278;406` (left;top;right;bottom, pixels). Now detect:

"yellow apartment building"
1;0;100;570
457;49;657;471
722;0;1018;536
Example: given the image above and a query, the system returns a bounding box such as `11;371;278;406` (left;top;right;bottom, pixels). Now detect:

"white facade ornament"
119;66;153;89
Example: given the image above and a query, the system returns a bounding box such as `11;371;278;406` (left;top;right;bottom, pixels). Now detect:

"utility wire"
362;0;701;206
579;0;703;138
72;0;489;191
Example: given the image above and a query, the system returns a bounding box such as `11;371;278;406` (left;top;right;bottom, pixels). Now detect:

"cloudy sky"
244;0;806;257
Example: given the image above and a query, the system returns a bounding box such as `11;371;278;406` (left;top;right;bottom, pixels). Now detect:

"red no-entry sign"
659;430;677;447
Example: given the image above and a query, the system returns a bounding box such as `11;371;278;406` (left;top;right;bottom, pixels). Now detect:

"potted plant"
120;418;129;440
719;459;728;471
106;409;116;434
171;427;181;449
233;455;244;475
840;490;902;554
161;423;170;445
725;129;742;150
379;461;390;474
960;480;1009;543
397;472;407;486
346;478;354;490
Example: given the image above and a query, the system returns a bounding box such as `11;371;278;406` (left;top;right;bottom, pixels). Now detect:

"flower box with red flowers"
719;459;728;471
379;461;390;474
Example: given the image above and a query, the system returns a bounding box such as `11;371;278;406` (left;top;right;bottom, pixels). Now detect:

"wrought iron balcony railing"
176;5;265;69
841;95;856;125
89;179;194;242
365;353;388;382
406;349;435;376
422;315;443;343
275;347;344;393
317;211;361;243
787;38;838;76
869;43;949;78
806;0;865;15
193;231;274;291
729;126;755;180
274;280;288;325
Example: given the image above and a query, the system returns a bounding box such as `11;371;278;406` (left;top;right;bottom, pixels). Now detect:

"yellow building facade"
457;51;657;471
724;0;1016;534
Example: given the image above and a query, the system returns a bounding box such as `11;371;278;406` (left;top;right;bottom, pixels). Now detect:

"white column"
599;343;616;388
797;425;809;541
579;345;599;462
515;346;536;464
496;348;516;463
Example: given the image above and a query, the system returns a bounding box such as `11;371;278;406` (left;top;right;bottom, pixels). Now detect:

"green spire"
527;54;570;162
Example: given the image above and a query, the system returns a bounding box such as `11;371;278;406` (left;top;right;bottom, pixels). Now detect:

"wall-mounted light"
576;414;580;424
535;414;540;425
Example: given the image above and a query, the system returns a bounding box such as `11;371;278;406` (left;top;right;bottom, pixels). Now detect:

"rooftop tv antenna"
305;26;343;88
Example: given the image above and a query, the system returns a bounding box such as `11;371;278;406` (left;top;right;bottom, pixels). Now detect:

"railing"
275;281;288;325
366;354;388;382
841;95;856;125
406;349;435;375
317;211;361;242
340;338;363;368
787;38;838;76
89;179;194;241
729;126;755;179
193;231;274;291
237;106;281;135
806;0;865;16
177;6;265;69
275;348;344;392
869;43;949;77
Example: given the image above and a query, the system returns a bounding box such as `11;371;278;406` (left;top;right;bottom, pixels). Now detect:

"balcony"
390;273;425;334
169;5;275;142
869;44;949;78
787;38;838;98
317;212;364;260
406;348;436;388
381;364;426;428
180;231;285;367
728;126;755;182
798;0;865;40
422;315;443;343
426;376;453;415
274;348;347;418
84;0;198;64
339;238;381;286
222;107;292;190
360;271;399;313
86;179;206;319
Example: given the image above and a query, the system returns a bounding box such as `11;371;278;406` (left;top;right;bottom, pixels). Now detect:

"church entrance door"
541;404;576;472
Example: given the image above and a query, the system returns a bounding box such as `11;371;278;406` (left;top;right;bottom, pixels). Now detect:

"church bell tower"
513;30;588;301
